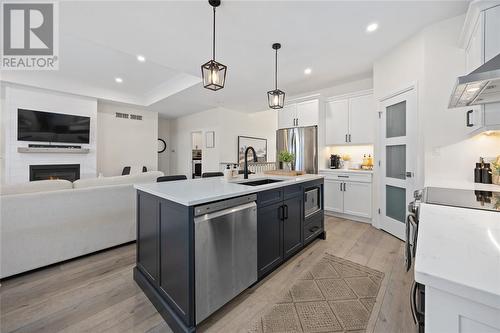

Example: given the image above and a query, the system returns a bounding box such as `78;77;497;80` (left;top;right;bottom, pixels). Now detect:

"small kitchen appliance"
329;154;341;169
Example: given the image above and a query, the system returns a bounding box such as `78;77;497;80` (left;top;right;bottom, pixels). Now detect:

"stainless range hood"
449;53;500;108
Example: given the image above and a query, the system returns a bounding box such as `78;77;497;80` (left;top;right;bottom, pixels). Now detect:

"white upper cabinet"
461;3;500;135
325;91;374;145
325;99;349;144
296;99;319;127
277;99;319;129
277;104;297;129
484;4;500;62
465;12;483;74
348;94;374;145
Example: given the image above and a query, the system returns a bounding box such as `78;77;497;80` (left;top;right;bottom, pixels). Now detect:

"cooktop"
423;187;500;212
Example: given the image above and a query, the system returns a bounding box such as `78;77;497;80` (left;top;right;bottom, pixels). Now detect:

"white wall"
97;102;158;176
1;84;98;185
158;117;171;175
169;107;277;177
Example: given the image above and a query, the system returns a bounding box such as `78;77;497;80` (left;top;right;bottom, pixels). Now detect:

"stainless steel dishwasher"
194;194;257;324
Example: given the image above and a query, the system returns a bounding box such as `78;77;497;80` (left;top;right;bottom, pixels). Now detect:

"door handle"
410;281;418;324
466;110;474;127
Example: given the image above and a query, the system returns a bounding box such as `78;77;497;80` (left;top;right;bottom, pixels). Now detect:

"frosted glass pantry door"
379;89;417;240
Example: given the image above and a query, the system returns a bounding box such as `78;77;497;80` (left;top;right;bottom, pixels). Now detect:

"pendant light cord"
275;48;278;90
212;6;216;60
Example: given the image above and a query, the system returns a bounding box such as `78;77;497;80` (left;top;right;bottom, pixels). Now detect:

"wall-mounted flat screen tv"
17;109;91;144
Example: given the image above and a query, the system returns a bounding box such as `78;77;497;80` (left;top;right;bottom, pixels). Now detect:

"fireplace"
30;164;80;182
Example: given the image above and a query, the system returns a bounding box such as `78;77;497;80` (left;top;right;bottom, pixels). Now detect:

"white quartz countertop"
319;168;373;174
415;202;500;309
134;174;324;206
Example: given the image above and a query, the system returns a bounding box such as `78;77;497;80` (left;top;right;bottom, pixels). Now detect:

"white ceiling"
1;1;469;118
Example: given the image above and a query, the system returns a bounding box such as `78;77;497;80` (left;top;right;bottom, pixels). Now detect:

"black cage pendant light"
201;0;227;91
267;43;285;109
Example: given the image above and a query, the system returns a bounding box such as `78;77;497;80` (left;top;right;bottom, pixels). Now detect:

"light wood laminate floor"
0;216;416;333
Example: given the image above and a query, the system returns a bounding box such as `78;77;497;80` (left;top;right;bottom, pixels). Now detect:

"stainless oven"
407;190;425;333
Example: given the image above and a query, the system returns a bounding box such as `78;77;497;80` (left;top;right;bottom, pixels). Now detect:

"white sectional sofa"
0;171;164;278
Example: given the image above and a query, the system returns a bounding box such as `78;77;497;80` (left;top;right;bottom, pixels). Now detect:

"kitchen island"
133;174;325;333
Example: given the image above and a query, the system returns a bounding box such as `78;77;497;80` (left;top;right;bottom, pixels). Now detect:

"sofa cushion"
73;171;164;189
0;179;73;195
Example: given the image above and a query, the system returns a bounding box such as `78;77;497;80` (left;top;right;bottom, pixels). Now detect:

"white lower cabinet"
343;182;372;218
324;179;343;213
426;286;500;333
321;171;372;220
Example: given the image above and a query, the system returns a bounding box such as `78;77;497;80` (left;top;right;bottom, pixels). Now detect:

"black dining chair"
142;166;147;172
122;166;131;175
157;175;187;182
202;172;224;178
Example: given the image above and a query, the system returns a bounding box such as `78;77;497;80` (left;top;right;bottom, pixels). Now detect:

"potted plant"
278;150;295;172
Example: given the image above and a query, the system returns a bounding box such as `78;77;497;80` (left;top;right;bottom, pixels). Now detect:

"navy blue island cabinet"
134;178;325;333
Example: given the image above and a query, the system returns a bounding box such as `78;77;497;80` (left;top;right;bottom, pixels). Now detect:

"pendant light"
267;43;285;109
201;0;227;91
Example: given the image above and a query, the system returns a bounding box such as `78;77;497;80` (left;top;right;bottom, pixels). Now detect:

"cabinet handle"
343;183;346;191
284;205;289;219
339;183;343;191
345;134;348;142
348;134;351;142
466;110;474;127
338;175;349;178
279;205;284;220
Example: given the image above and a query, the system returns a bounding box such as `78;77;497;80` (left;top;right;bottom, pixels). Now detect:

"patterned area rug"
248;254;385;333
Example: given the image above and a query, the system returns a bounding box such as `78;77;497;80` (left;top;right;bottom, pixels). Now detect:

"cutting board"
264;170;305;176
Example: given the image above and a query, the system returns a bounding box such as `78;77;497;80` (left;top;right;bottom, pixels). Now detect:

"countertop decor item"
267;43;285;109
238;136;267;164
492;156;500;185
278;150;295;171
264;170;304;176
201;0;227;91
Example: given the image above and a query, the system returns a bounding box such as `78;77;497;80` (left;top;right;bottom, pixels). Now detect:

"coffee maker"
330;154;341;169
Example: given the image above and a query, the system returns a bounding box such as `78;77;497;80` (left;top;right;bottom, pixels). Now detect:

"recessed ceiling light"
467;87;480;92
304;68;312;75
137;55;146;62
115;77;123;83
366;23;378;33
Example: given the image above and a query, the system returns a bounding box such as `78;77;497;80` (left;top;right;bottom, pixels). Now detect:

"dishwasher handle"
194;201;256;223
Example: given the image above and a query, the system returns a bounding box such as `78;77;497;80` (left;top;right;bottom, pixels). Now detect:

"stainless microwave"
304;187;321;217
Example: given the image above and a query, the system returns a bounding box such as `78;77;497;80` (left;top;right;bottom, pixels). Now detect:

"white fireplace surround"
1;85;98;185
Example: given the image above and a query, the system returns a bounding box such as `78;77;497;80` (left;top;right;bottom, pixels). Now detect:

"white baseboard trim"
324;210;372;224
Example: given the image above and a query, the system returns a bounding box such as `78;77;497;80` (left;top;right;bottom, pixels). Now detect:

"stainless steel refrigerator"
276;126;318;174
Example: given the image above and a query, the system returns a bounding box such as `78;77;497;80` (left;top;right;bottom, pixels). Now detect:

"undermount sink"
238;179;285;186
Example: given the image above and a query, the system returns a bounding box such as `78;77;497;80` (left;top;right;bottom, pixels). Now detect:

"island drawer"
257;188;283;207
284;184;302;199
304;214;323;244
